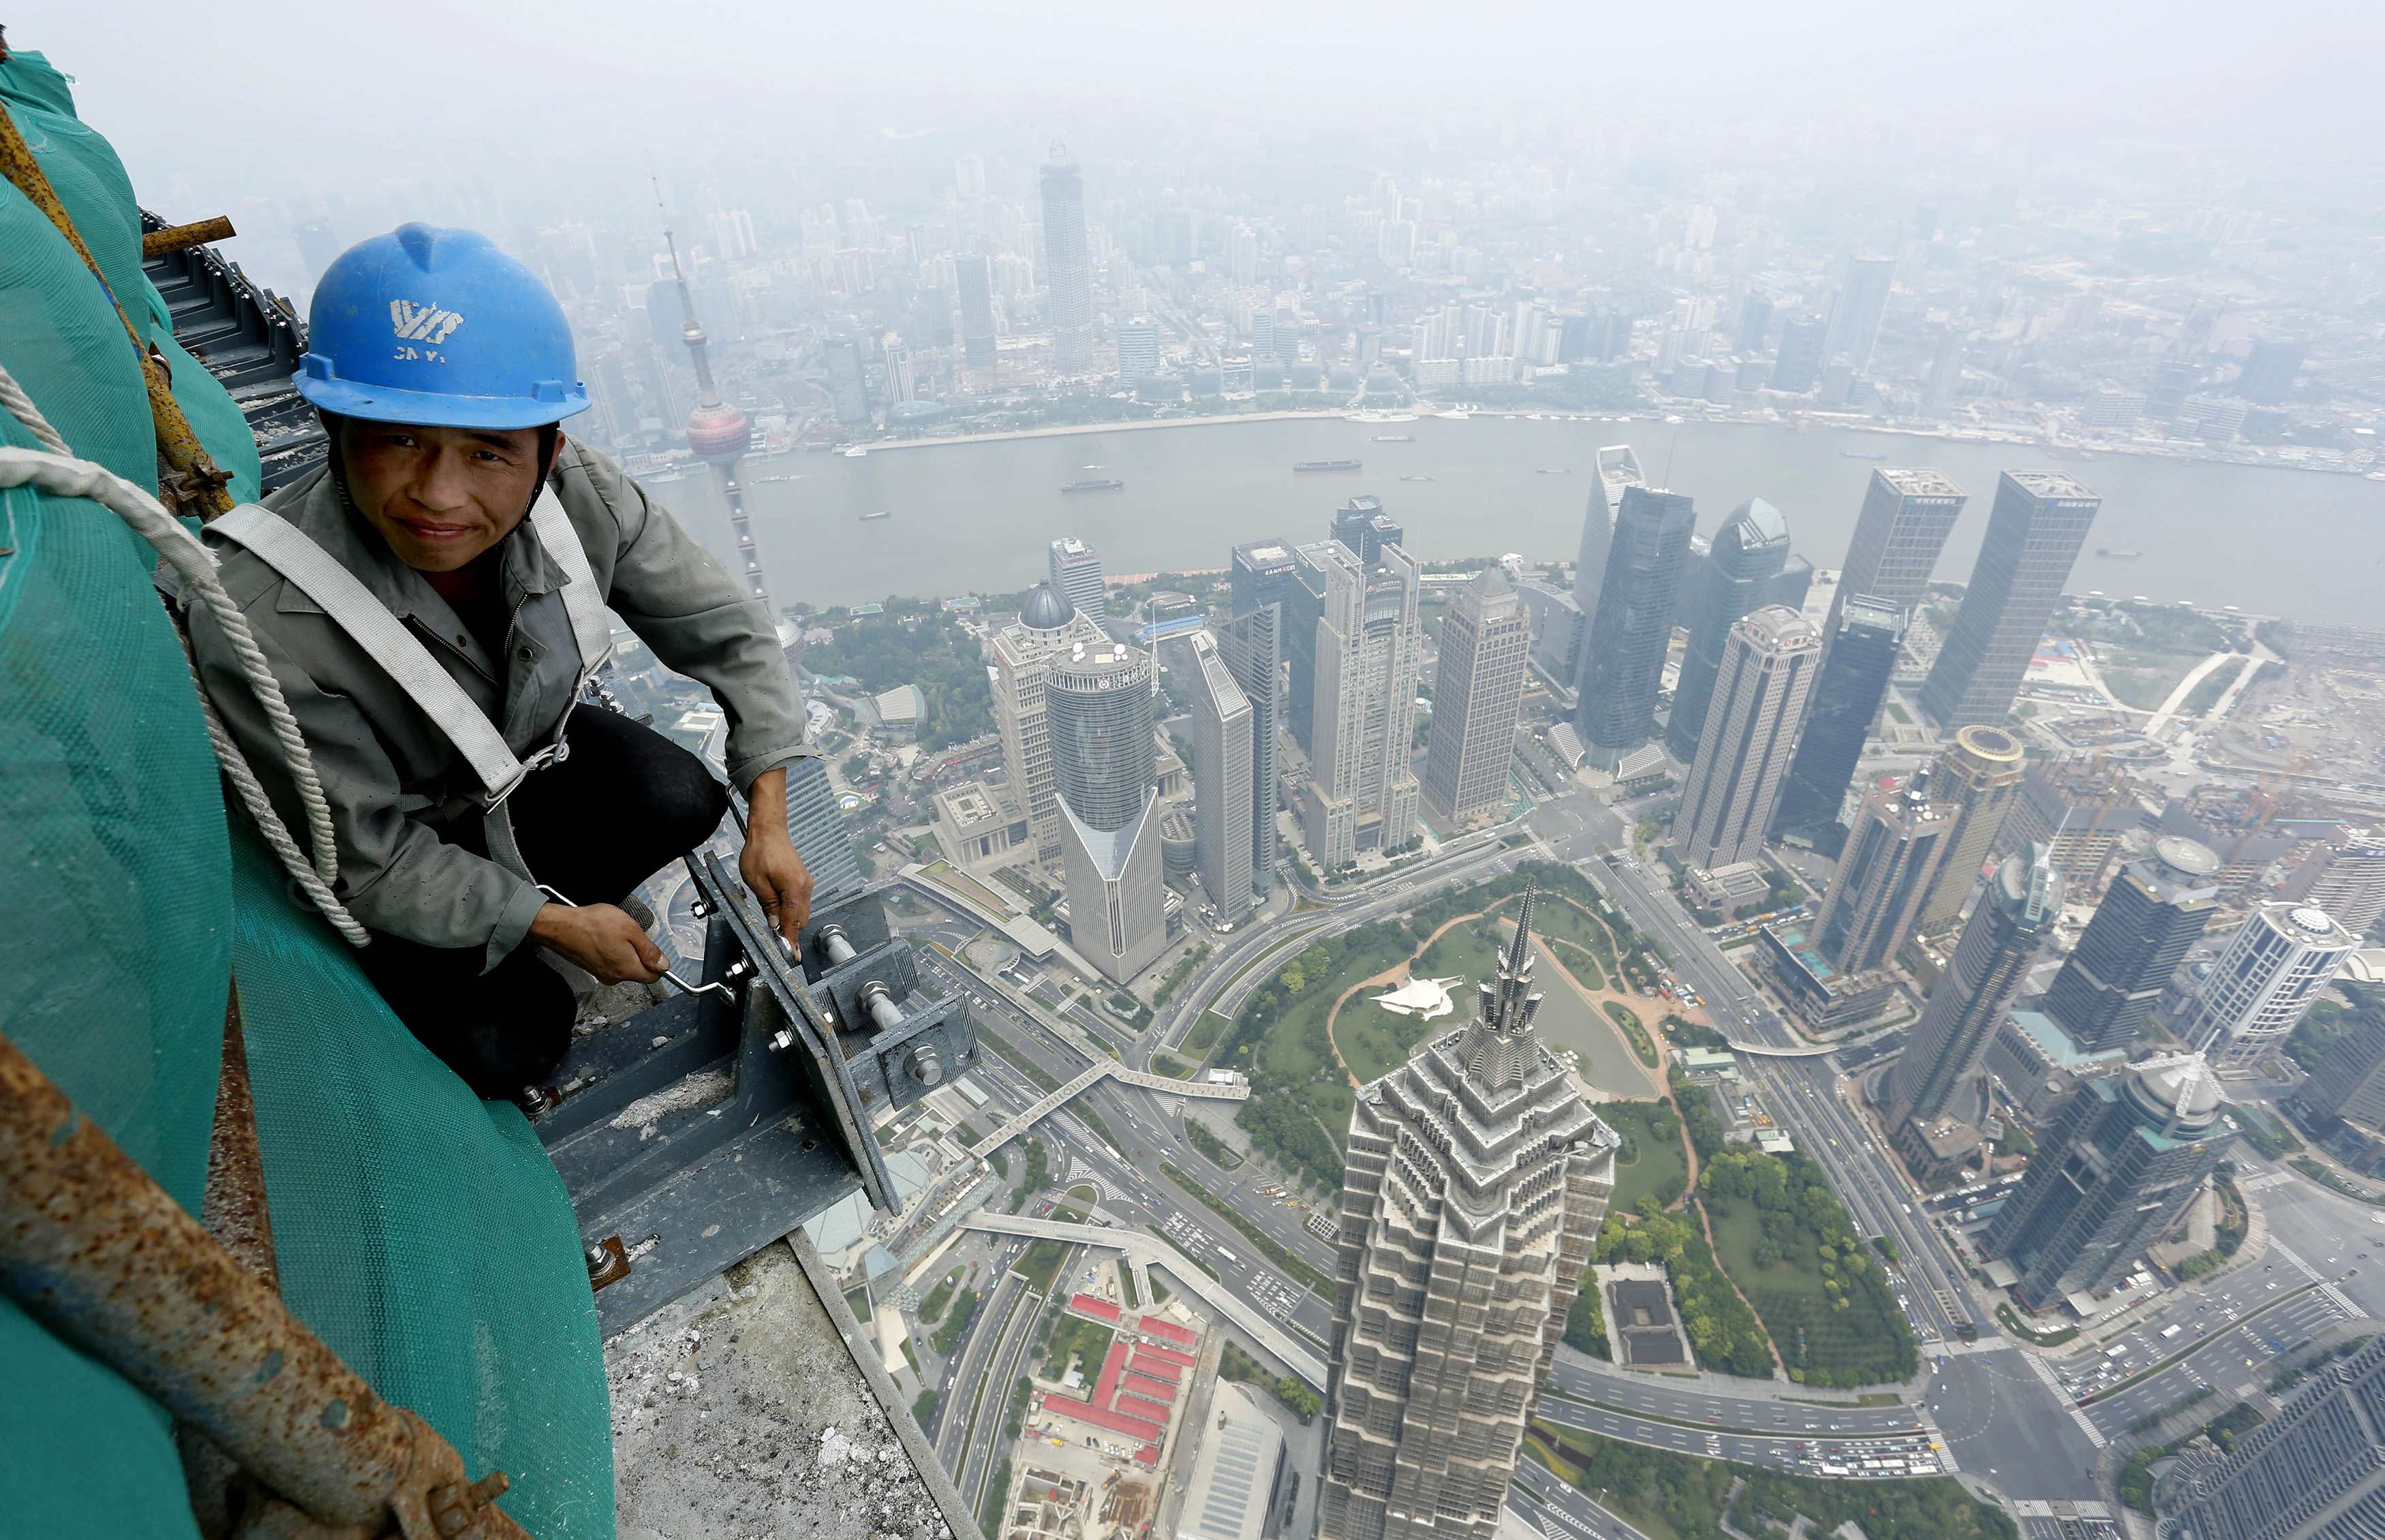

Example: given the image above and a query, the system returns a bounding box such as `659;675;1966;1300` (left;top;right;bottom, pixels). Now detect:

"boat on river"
1295;459;1362;473
1062;478;1125;493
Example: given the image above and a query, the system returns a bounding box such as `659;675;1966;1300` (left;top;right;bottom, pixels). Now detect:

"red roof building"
1066;1293;1122;1324
1127;1351;1184;1382
1135;1342;1196;1370
1135;1314;1199;1349
1133;1445;1160;1468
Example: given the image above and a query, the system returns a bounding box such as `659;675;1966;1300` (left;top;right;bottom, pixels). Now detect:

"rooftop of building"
2005;468;2100;502
2009;1008;2129;1069
1877;467;1965;498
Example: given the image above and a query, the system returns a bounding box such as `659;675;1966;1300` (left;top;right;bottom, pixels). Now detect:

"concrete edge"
785;1228;987;1540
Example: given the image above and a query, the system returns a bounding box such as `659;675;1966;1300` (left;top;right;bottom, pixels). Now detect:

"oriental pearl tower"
660;194;769;604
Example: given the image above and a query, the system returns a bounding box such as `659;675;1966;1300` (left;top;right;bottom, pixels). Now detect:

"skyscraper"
1331;495;1405;564
1040;146;1094;377
1557;446;1643;695
2042;837;2222;1052
783;756;863;908
1770;316;1826;393
1049;637;1164;983
1827;469;1967;641
2279;829;2385;938
990;584;1110;861
1421;568;1530;829
1890;846;2063;1127
1218;602;1284;903
1301;537;1422;866
1675;607;1821;872
2234;337;2308;407
1188;632;1255;925
1771;595;1903;840
1574;485;1697;769
1815;774;1952;973
1321;890;1616;1540
1823;255;1896;371
1914;724;2029;931
1986;1053;2229;1310
955;254;997;371
2178;903;2356;1071
2155;1336;2385;1540
661;217;766;600
1116;318;1161;378
1665;498;1811;763
1919;472;2102;728
1048;536;1109;624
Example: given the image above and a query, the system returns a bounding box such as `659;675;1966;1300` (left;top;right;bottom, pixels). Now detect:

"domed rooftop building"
1020;582;1077;632
1986;1048;2233;1311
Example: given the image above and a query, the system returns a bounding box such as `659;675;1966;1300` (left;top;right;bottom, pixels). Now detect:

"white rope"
0;398;369;946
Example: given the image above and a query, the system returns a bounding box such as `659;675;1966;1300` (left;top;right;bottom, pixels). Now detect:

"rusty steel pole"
0;1032;530;1538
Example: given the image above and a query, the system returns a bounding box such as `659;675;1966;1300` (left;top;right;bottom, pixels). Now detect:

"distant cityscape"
151;63;2385;1540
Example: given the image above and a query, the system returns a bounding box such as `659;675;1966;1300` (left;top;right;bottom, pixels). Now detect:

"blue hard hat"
294;223;589;429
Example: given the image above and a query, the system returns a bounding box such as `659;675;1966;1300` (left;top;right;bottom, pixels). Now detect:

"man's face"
338;420;547;572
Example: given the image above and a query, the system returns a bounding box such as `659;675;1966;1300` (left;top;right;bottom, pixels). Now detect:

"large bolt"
904;1042;945;1087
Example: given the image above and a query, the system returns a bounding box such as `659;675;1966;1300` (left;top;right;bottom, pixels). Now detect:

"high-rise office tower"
821;336;870;425
1919;472;2102;728
1665;498;1811;763
1986;1052;2229;1310
1770;316;1826;393
1772;595;1903;839
1321;890;1615;1540
1331;495;1406;564
2042;837;2222;1052
1823;255;1896;371
1890;846;2063;1126
990;585;1110;861
2294;1013;2385;1162
1421;567;1530;829
2280;830;2385;938
660;218;766;600
783;756;863;908
1040;145;1094;378
1218;603;1284;903
1049;637;1164;983
2178;903;2356;1071
1815;774;1952;973
1563;446;1644;694
1188;632;1255;925
1827;469;1968;640
2234;337;2308;407
1301;538;1421;867
1047;536;1109;624
1117;317;1161;378
1915;725;2029;931
1231;538;1303;623
955;254;996;371
1574;485;1697;769
2156;1336;2385;1540
1734;292;1774;355
1675;607;1821;872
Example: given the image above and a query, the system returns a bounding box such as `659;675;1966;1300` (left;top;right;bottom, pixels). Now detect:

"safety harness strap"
527;484;615;674
211;502;527;801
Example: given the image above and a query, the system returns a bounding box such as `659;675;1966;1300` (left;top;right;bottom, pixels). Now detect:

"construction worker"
184;223;814;1100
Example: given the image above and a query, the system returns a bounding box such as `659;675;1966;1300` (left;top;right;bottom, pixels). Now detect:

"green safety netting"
0;46;613;1539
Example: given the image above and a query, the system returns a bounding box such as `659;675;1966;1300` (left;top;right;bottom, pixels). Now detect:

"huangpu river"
650;414;2385;623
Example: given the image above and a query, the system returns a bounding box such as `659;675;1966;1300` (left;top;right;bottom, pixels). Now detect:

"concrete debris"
609;1068;735;1137
609;1242;954;1540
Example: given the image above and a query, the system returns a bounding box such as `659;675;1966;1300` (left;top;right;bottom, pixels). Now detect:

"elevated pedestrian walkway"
966;1062;1247;1159
963;1212;1326;1388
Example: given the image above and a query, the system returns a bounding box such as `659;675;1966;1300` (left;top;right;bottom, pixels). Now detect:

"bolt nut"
904;1042;945;1086
769;1028;797;1053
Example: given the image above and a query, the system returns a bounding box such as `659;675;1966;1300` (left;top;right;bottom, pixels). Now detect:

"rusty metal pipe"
144;216;238;258
0;1031;417;1526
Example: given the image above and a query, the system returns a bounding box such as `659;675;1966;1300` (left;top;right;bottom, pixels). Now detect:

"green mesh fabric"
1;45;611;1538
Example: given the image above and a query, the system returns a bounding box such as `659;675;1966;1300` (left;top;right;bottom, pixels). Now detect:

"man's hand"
529;901;664;984
740;767;814;944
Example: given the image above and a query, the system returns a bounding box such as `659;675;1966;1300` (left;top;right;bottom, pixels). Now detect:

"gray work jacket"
185;438;810;969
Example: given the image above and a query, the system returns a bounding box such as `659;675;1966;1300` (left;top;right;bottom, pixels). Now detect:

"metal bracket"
531;856;976;1332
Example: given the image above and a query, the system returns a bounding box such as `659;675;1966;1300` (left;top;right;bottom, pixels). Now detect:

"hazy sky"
24;0;2385;209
